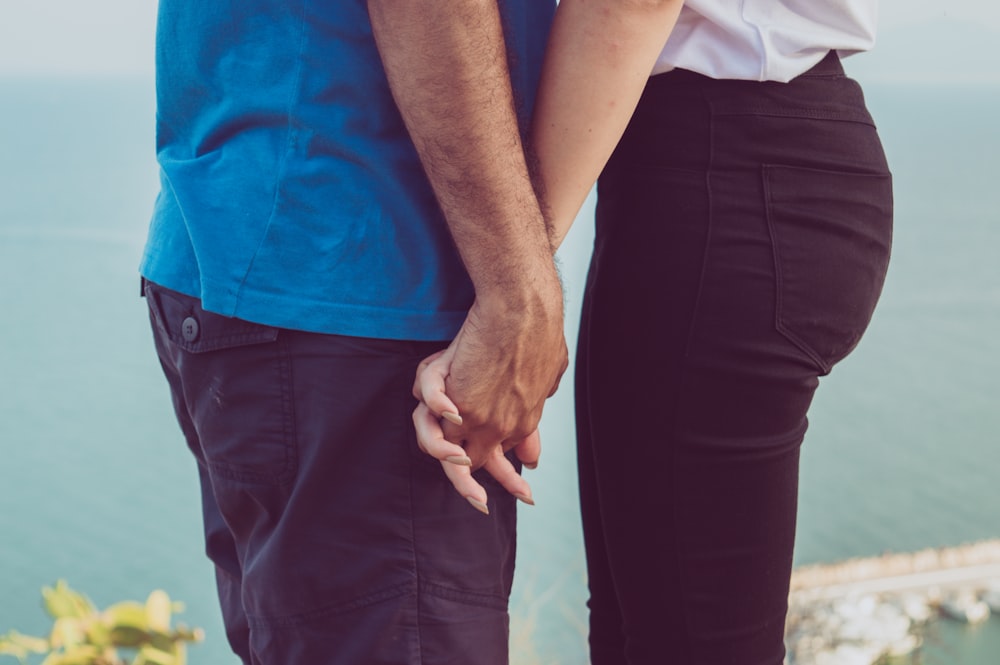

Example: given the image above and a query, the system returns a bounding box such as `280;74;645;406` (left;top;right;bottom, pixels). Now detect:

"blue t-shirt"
141;0;555;340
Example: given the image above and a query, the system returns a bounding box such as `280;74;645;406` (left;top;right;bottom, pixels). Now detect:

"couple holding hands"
142;0;891;663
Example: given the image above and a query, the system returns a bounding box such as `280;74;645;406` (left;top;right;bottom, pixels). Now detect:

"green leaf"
172;643;186;665
83;620;111;650
171;627;202;645
145;632;173;655
132;646;174;665
102;603;147;632
0;629;50;655
103;602;149;647
0;638;32;663
49;618;86;650
42;582;95;620
106;627;147;650
40;644;100;665
144;592;171;633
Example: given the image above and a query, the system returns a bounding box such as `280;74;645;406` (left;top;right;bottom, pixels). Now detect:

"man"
140;1;566;663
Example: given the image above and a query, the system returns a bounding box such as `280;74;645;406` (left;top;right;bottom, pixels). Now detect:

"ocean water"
0;77;998;664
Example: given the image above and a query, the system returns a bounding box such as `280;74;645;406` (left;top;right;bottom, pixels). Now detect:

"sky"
0;0;999;82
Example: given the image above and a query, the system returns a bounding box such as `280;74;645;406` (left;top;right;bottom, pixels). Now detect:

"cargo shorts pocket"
763;165;893;374
144;280;296;485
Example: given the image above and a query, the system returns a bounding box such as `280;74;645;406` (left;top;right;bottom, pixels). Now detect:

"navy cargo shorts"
144;279;518;665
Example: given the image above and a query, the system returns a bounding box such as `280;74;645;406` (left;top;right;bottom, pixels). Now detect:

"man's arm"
410;0;684;505
366;0;568;509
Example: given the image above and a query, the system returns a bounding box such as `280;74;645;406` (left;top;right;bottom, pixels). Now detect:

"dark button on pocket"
181;316;200;342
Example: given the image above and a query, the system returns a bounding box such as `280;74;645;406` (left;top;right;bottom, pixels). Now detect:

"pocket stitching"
206;335;298;486
763;164;892;374
763;167;833;374
146;281;297;485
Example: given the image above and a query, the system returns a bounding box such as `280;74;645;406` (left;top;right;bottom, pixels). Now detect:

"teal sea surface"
1;75;998;664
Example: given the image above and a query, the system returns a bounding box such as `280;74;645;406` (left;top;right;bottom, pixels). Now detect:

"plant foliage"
0;581;203;665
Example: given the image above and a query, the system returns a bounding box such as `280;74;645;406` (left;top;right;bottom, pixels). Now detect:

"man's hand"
413;293;568;513
367;0;568;511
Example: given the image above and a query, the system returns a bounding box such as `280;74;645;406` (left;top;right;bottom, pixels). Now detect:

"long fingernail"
523;461;538;470
515;493;535;506
466;497;490;515
442;411;463;426
446;455;473;467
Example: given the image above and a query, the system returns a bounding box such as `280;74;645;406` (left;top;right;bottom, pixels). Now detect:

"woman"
419;1;892;662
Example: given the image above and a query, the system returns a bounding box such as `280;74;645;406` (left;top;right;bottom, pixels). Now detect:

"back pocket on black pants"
763;164;893;374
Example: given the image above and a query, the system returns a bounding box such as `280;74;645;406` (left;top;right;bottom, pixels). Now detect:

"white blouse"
652;0;879;82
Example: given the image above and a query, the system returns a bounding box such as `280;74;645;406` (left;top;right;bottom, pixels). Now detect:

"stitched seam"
676;418;809;452
408;409;424;662
762;165;832;374
419;579;508;611
206;464;290;485
714;107;873;124
674;89;717;654
683;96;715;359
204;333;298;485
278;331;298;487
245;583;414;628
175;331;279;353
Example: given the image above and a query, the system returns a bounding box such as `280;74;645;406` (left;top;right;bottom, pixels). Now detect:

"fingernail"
515;493;535;506
466;497;490;515
446;455;473;467
442;411;463;426
523;461;538;470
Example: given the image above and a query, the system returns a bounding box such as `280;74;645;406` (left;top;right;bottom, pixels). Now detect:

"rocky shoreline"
785;540;1000;665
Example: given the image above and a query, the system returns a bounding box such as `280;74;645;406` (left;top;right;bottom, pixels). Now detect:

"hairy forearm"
532;0;684;249
367;0;558;300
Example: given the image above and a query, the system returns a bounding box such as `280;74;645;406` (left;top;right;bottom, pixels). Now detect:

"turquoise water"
1;78;998;664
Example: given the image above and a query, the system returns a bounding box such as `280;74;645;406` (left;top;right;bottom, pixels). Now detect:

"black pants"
575;52;892;664
145;280;519;665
